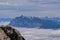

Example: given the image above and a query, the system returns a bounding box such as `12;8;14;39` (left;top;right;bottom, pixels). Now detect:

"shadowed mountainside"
9;15;60;29
0;26;25;40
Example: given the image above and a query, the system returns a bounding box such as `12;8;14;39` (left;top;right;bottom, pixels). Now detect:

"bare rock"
0;26;25;40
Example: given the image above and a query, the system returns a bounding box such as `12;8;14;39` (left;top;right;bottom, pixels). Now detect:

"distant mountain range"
0;18;12;22
8;15;60;29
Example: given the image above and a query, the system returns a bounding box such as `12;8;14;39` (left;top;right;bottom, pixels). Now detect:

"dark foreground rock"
0;26;25;40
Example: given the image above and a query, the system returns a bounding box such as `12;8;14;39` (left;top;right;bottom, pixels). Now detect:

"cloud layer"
15;27;60;40
0;0;60;18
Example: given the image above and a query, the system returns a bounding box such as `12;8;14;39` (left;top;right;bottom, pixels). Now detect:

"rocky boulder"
0;26;25;40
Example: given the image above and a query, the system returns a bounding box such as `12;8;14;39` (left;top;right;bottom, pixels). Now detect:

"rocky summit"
0;26;25;40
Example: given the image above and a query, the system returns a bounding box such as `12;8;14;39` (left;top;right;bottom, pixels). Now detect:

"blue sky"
0;0;60;18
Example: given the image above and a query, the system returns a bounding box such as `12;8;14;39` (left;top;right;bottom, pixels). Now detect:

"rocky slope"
0;26;25;40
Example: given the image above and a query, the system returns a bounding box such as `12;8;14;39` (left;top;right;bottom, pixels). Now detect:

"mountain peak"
9;16;60;29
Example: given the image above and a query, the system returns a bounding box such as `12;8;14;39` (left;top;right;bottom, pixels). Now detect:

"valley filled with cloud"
15;27;60;40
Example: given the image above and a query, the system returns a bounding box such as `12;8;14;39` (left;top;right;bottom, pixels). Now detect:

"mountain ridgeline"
0;18;12;22
9;16;60;29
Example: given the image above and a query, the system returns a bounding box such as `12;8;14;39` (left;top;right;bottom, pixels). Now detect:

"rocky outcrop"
0;26;25;40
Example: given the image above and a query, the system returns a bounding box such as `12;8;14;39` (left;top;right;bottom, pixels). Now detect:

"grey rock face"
0;26;25;40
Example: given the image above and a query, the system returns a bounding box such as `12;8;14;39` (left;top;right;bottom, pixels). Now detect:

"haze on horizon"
0;0;60;18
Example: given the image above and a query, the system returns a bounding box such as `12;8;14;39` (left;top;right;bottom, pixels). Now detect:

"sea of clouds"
15;27;60;40
0;22;10;26
0;22;60;40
